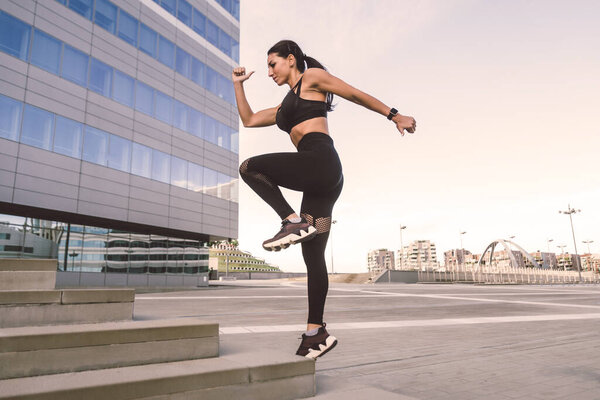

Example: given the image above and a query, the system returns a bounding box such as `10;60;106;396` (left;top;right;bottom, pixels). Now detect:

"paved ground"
134;281;600;399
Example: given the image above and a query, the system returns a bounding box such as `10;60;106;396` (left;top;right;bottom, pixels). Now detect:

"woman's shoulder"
302;68;329;88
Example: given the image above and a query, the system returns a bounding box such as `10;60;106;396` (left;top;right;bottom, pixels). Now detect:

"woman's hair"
268;40;334;111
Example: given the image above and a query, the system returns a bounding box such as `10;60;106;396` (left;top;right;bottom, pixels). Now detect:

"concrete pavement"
134;281;600;399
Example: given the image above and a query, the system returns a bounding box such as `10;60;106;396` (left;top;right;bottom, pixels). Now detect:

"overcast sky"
236;0;600;272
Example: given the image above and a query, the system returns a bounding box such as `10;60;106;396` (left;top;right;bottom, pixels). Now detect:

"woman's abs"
290;117;329;147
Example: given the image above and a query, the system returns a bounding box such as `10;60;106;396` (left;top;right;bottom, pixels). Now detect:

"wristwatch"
387;108;398;120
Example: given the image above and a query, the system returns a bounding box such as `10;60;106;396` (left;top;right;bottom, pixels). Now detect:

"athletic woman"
233;40;416;359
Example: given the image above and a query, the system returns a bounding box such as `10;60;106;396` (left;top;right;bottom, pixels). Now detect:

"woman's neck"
287;70;303;89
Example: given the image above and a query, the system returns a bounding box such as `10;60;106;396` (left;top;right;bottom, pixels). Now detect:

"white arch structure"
477;239;541;270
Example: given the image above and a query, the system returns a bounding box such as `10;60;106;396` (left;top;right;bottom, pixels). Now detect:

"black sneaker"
295;323;338;359
262;218;317;251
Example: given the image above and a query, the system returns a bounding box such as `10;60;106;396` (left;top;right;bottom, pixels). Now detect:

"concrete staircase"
0;258;315;399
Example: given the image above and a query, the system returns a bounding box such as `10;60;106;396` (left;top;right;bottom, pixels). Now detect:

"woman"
233;40;416;359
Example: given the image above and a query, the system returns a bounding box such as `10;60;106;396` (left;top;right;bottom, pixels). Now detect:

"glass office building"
0;1;240;269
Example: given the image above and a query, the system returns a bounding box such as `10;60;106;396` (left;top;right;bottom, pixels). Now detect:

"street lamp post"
546;238;554;253
582;240;593;255
459;231;467;269
330;220;337;274
460;231;467;249
546;239;554;268
559;205;582;282
399;225;406;269
557;244;567;271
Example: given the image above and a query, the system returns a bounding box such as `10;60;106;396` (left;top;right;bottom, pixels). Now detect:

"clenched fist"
232;67;255;83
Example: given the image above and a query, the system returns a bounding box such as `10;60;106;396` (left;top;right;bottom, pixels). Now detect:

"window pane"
170;156;187;188
205;67;217;94
94;0;117;34
62;44;89;86
188;108;203;138
190;57;204;87
203;167;217;196
0;95;22;141
83;126;108;165
230;177;238;202
206;19;218;46
217;122;230;149
131;142;152;178
192;9;205;37
54;116;83;158
107;134;131;172
139;24;157;58
0;11;31;61
160;0;176;16
113;70;134;107
154;91;172;124
177;0;192;26
204;115;217;144
157;36;174;68
69;0;93;20
151;150;170;183
232;0;240;20
30;29;62;74
173;100;188;132
218;30;230;55
175;47;190;78
217;75;230;101
89;58;113;97
117;10;138;47
135;81;154;115
187;163;203;192
21;104;54;150
231;38;239;62
218;172;231;200
230;130;238;153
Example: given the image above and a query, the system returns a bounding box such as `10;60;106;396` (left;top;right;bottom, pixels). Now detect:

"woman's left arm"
308;69;416;135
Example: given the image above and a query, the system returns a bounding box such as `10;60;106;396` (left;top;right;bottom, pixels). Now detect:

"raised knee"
300;213;332;234
239;158;251;177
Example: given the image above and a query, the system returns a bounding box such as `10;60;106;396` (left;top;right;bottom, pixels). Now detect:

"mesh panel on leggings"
301;213;331;234
239;159;277;190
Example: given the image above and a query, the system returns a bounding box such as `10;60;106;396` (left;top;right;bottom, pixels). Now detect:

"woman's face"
267;53;292;86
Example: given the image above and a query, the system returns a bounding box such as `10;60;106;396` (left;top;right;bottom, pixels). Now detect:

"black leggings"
239;132;343;325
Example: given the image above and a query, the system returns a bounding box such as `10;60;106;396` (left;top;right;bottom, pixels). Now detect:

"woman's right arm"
233;67;278;128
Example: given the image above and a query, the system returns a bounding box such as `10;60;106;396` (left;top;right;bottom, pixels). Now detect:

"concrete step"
0;259;57;290
0;289;134;328
0;350;315;400
314;375;418;399
0;318;219;379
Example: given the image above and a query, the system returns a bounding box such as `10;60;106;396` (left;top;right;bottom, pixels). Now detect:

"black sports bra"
275;77;328;134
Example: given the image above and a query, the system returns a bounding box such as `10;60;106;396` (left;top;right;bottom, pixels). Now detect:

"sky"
236;0;600;272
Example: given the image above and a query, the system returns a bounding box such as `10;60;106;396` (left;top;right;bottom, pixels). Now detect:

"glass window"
231;38;239;62
203;167;218;196
113;70;134;107
107;134;131;172
218;172;231;200
131;142;152;178
230;130;239;154
177;0;192;26
151;150;170;183
0;95;22;141
192;9;205;37
69;0;93;20
61;44;89;86
190;57;204;87
89;58;113;97
188;108;203;138
157;36;174;68
160;0;176;16
217;122;230;149
30;29;62;75
170;156;187;188
139;23;157;58
117;10;138;47
21;104;54;150
218;30;230;56
175;47;190;78
82;126;108;166
232;0;240;20
204;115;217;145
56;0;67;4
135;81;154;115
0;11;31;61
187;163;203;192
206;19;218;46
205;67;217;94
172;100;188;132
54;116;83;158
217;75;230;101
154;91;172;124
94;0;118;34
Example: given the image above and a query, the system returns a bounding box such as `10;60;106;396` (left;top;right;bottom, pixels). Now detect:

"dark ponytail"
268;40;334;111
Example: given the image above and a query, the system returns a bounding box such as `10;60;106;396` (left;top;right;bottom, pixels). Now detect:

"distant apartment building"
399;240;438;271
209;242;280;273
444;248;478;269
531;251;558;269
367;249;395;275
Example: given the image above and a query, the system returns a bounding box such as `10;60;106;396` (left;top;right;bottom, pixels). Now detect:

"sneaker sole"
305;335;337;360
263;226;317;252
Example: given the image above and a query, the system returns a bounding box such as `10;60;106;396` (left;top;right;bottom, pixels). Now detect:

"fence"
418;265;600;285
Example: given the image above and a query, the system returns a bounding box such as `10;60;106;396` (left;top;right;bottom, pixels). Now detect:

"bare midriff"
290;117;330;148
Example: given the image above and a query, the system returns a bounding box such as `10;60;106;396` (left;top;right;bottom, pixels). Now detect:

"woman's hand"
232;67;254;83
393;114;417;136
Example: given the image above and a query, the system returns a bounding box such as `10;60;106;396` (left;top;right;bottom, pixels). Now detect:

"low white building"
367;249;395;275
398;240;439;271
